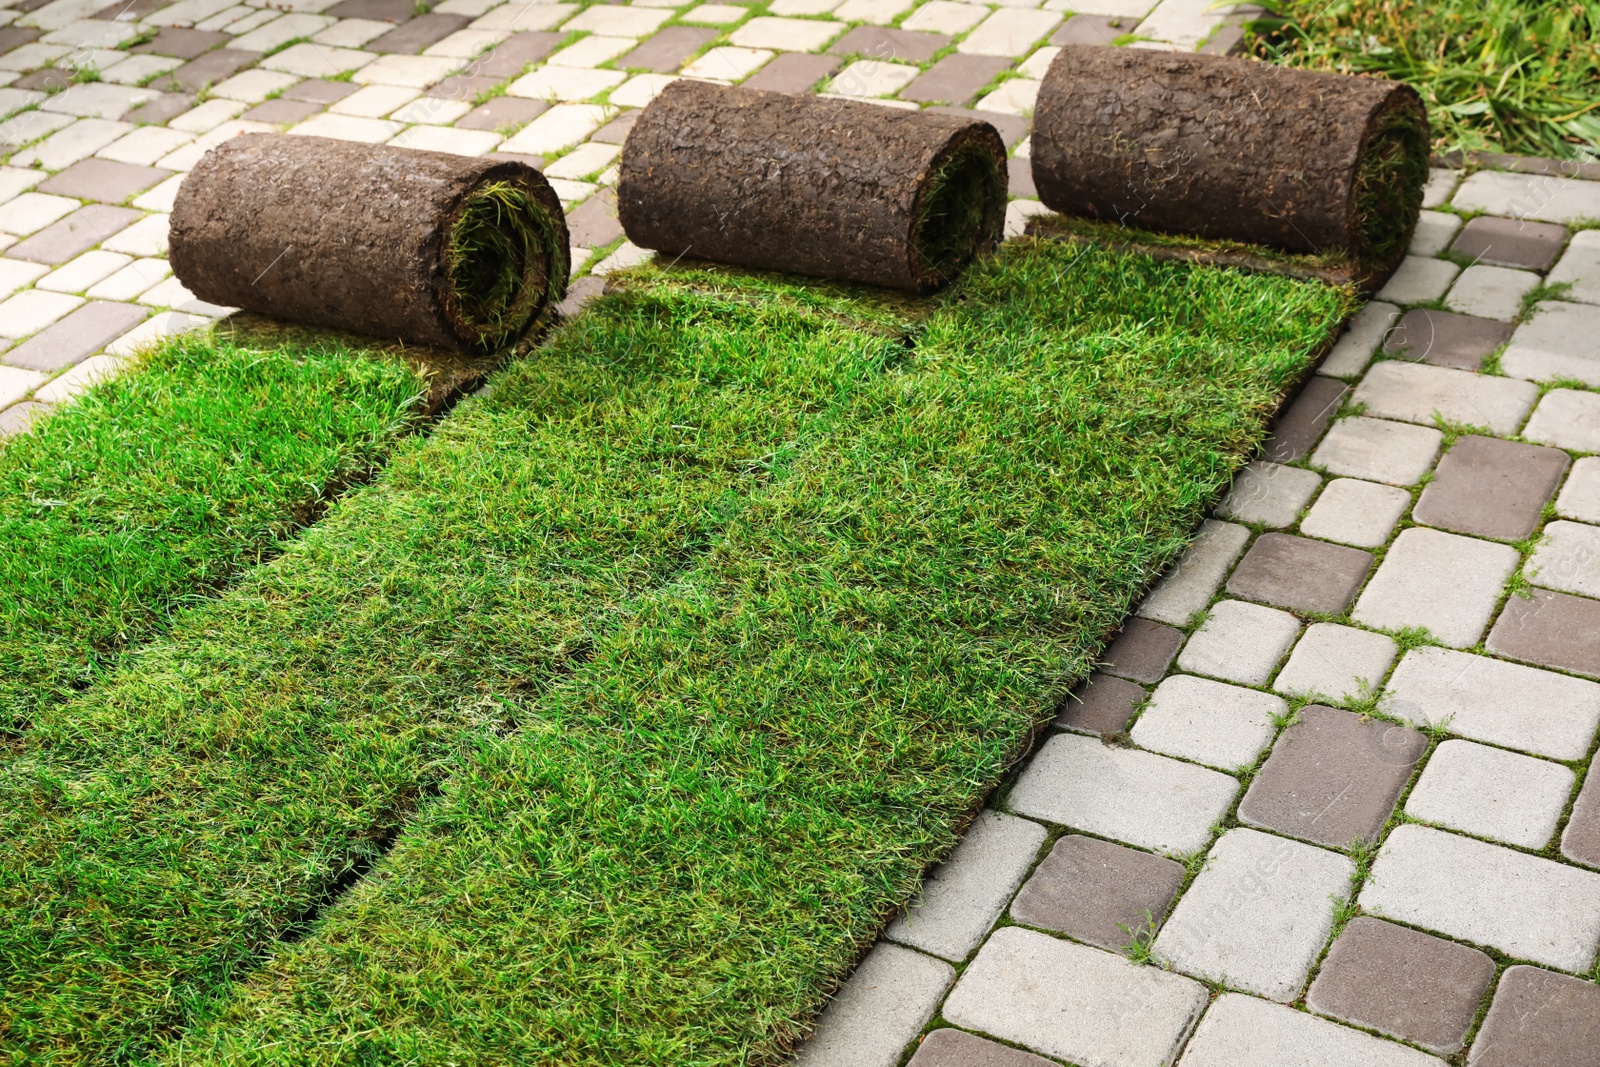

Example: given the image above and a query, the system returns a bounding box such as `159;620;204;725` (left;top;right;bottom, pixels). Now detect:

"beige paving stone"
11;118;133;169
1311;416;1441;486
210;69;302;104
100;54;180;86
682;47;769;80
1405;739;1574;850
791;942;952;1067
900;0;988;33
542;140;618;178
547;33;634;68
1408;210;1462;257
1526;519;1600;599
1350;360;1536;436
1420;167;1460;209
1215;461;1321;528
261;41;375;78
1015;45;1058;78
1501;300;1600;388
1444;263;1539;322
422;26;508;57
507;64;626;101
974;78;1039;115
288;111;403;142
312;17;393;47
469;2;575;32
0;289;83;339
607;73;679;107
1132;672;1284;771
0;167;44;203
0;191;79;236
1175;599;1300;688
1179;993;1444;1067
1135;518;1249;626
832;0;912;21
228;12;334;51
84;255;167;300
41;17;144;47
496;101;605;154
330;84;421;117
0;259;50;300
957;8;1058;54
827;58;918;97
156;119;276;171
1375;256;1460;305
39;82;154;121
681;3;749;24
729;15;844;50
1557;457;1600;524
389;97;472;125
768;0;842;13
1523;388;1600;453
104;307;208;355
33;351;129;403
35;249;130;293
1135;0;1250;48
351;54;462;88
96;125;194;166
1298;478;1410;548
168;98;248;133
1547;228;1600;305
1353;527;1517;648
1274;623;1397;703
564;5;671;36
0;364;46;408
1451;169;1600;226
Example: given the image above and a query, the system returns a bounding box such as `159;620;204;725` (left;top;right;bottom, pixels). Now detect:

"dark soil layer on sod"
0;334;427;736
0;241;1351;1064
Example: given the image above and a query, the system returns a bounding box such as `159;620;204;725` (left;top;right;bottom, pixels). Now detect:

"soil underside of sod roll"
1030;47;1428;277
0;242;1352;1066
618;80;1006;292
169;135;568;355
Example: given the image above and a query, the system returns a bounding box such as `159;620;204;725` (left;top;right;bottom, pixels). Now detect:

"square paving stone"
283;78;359;104
1381;308;1512;371
1239;705;1424;848
1;299;147;373
1409;209;1462;256
1049;13;1127;45
898;53;1008;104
1449;214;1568;271
4;204;142;266
1406;738;1574;850
740;50;839;93
1175;599;1300;688
1225;532;1373;616
1446;263;1540;322
1262;375;1346;463
1376;254;1459;304
827;24;948;62
131;27;229;59
907;1029;1054;1067
1273;622;1397;703
1181;993;1444;1067
1009;834;1185;951
1562;763;1600;869
1353;528;1517;649
1312;416;1441;486
1502;300;1600;388
1488;588;1600;680
0;400;49;438
1099;616;1182;684
1298;478;1411;549
616;25;717;71
1305;918;1495;1056
1132;673;1284;771
456;95;546;131
1469;966;1600;1067
1526;520;1600;599
35;158;169;203
1054;671;1143;735
1215;460;1322;528
1524;388;1600;453
1413;434;1569;541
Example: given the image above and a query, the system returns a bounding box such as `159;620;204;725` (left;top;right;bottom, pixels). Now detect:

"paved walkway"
796;168;1600;1066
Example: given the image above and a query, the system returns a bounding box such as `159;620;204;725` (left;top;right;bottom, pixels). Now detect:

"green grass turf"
0;240;1352;1064
0;334;427;736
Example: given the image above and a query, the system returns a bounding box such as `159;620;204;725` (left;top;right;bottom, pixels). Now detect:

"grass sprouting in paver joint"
0;334;427;736
0;241;1351;1065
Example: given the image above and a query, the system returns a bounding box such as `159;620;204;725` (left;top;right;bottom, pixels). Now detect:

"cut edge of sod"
441;178;569;354
1349;91;1431;268
910;136;1007;291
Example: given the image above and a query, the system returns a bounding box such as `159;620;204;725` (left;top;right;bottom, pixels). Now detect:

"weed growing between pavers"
0;334;426;735
0;242;1351;1065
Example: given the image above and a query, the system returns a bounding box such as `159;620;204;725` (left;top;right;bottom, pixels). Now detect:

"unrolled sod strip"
1031;48;1429;276
170;135;569;354
619;80;1007;292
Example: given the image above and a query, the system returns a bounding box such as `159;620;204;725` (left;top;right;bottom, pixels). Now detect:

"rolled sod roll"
170;135;569;354
1031;48;1429;270
618;80;1006;292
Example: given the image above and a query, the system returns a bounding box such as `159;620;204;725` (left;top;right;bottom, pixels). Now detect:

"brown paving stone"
1007;156;1034;199
425;73;498;101
1488;588;1600;681
15;67;72;92
617;25;717;72
908;1029;1055;1067
565;187;620;248
827;25;948;63
1307;918;1494;1055
157;48;258;93
4;205;142;266
1225;532;1373;615
368;13;470;54
1100;617;1183;684
1263;375;1347;463
899;53;1008;105
1009;834;1184;951
284;78;359;104
11;0;51;11
325;0;416;22
0;400;50;438
131;27;229;59
1050;13;1127;45
0;27;42;55
1238;705;1425;848
740;51;838;94
242;98;323;124
929;105;1025;147
1382;307;1513;371
125;92;194;125
1469;966;1600;1067
2;301;148;374
1450;215;1569;271
94;0;167;19
1413;434;1568;540
473;31;564;77
1561;761;1600;869
1055;671;1143;735
456;95;546;131
36;159;170;203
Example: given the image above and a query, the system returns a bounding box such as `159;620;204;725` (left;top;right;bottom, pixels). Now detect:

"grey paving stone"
1526;519;1600;599
1009;834;1186;951
368;12;468;52
456;95;547;131
740;51;840;93
1179;993;1445;1067
1135;518;1249;626
1381;308;1513;372
1444;263;1540;322
131;26;230;59
1468;966;1600;1067
1547;228;1600;305
1449;215;1568;271
885;810;1046;963
943;926;1208;1067
1413;434;1569;541
1050;13;1128;45
1298;478;1411;549
156;48;259;94
1408;209;1462;257
1100;616;1183;684
1321;301;1401;379
1502;300;1600;387
1405;739;1574;850
1153;828;1353;1001
1263;375;1347;463
1008;733;1237;857
1273;623;1397;703
1307;918;1495;1056
1;299;146;373
4;204;142;266
1352;528;1517;648
1174;598;1299;687
906;1029;1054;1067
1055;671;1144;735
35;158;169;202
1311;417;1441;487
1385;645;1600;760
1450;170;1600;226
283;78;359;104
1562;763;1600;869
241;97;322;123
1238;706;1424;848
1522;388;1600;452
1351;360;1538;437
123;91;194;126
1488;587;1600;680
1132;673;1284;771
473;31;565;78
617;25;717;72
1359;824;1600;972
0;26;42;53
1558;457;1600;524
1225;532;1374;616
898;53;1009;105
1376;256;1459;305
792;942;953;1067
1215;460;1321;528
326;0;415;21
828;25;948;62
